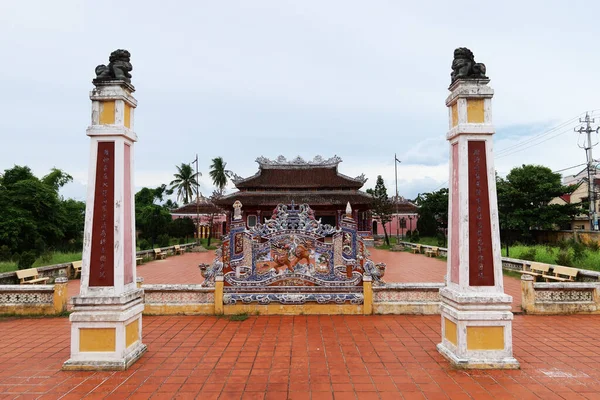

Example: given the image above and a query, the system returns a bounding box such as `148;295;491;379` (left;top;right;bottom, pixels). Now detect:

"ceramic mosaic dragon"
200;202;385;305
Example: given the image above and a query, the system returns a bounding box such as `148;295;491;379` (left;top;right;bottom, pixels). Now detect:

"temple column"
437;49;518;369
64;50;146;370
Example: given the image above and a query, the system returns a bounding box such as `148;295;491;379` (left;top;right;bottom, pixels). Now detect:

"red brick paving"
2;314;600;399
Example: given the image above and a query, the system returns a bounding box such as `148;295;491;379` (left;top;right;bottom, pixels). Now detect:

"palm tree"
169;163;201;204
209;157;231;195
207;157;232;247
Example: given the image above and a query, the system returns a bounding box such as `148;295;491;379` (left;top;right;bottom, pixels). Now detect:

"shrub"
157;234;170;248
587;241;600;252
411;230;420;243
571;240;586;261
0;245;11;261
436;232;446;247
557;240;569;250
138;239;151;251
18;251;37;270
520;248;537;261
405;230;412;240
556;250;573;267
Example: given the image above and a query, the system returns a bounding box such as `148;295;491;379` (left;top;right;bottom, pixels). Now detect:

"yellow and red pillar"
64;59;146;370
438;62;519;369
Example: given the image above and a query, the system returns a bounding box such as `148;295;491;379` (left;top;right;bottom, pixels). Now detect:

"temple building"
213;156;374;235
171;194;227;238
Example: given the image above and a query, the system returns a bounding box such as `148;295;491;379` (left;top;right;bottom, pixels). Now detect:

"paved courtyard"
1;314;600;399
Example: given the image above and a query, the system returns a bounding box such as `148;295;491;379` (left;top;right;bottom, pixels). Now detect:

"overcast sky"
2;1;600;203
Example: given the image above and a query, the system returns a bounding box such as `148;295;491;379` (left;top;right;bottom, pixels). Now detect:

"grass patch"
227;313;249;321
0;261;17;273
198;238;221;250
0;251;82;274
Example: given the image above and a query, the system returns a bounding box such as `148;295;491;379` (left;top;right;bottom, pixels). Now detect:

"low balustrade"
0;277;68;315
141;282;215;315
520;274;600;314
372;283;443;315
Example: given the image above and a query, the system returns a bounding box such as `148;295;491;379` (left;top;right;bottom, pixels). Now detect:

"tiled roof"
234;167;364;190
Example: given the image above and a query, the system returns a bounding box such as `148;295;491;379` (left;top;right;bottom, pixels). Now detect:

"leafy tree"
169;163;200;204
497;164;583;243
168;217;195;240
207;157;231;246
135;185;175;247
367;176;394;246
209;157;231;195
0;165;83;258
415;188;449;240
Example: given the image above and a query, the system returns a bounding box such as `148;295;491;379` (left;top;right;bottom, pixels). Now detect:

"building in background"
213;156;374;236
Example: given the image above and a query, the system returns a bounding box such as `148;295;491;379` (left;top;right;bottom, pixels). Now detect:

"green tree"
0;165;82;259
169;163;200;205
496;164;583;243
209;157;231;195
207;157;231;246
415;188;449;239
135;185;175;247
366;176;394;246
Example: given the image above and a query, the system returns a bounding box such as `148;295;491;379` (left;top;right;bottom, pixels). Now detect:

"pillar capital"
446;79;494;141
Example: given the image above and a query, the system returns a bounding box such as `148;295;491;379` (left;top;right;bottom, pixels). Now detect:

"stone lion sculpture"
450;47;487;84
95;49;133;83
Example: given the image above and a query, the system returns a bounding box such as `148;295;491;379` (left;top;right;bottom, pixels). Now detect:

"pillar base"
437;342;519;369
437;287;520;370
63;289;146;371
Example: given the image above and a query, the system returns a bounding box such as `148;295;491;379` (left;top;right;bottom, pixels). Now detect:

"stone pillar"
520;274;535;314
437;72;519;369
53;277;69;314
64;70;146;370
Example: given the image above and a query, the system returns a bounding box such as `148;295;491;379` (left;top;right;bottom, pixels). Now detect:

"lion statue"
95;49;133;83
450;47;486;84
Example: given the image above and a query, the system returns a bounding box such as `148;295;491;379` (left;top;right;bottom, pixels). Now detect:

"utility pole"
191;154;200;243
394;154;401;240
575;113;599;230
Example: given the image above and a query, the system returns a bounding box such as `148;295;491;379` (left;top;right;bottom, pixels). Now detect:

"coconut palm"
169;163;201;204
209;157;231;195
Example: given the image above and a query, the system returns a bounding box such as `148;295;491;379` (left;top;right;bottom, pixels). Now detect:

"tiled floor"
1;314;600;399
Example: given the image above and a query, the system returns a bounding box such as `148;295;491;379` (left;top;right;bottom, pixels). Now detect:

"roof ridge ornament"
256;155;343;169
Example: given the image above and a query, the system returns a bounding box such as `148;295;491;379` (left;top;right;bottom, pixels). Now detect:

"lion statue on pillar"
450;47;487;84
95;49;133;83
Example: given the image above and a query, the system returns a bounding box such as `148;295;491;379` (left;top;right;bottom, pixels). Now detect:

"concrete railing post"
53;277;69;314
521;274;535;314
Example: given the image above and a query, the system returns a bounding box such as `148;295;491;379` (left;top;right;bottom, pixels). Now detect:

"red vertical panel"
90;142;115;287
450;143;460;284
124;143;134;285
468;141;494;286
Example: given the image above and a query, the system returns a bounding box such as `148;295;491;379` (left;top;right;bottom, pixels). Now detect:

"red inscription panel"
124;143;134;285
450;143;460;284
468;141;494;286
89;142;115;287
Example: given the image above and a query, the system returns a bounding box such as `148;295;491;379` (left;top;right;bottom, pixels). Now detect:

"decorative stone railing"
0;277;68;315
521;274;600;314
142;282;215;315
0;242;197;285
398;241;600;282
373;283;443;315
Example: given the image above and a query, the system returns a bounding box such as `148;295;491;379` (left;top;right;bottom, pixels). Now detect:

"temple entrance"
372;220;378;235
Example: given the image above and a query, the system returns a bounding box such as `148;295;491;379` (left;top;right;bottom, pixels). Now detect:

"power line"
574;113;600;230
496;110;600;157
496;126;573;159
553;163;587;174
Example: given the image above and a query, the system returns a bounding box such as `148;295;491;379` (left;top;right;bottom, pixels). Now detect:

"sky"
1;0;600;204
